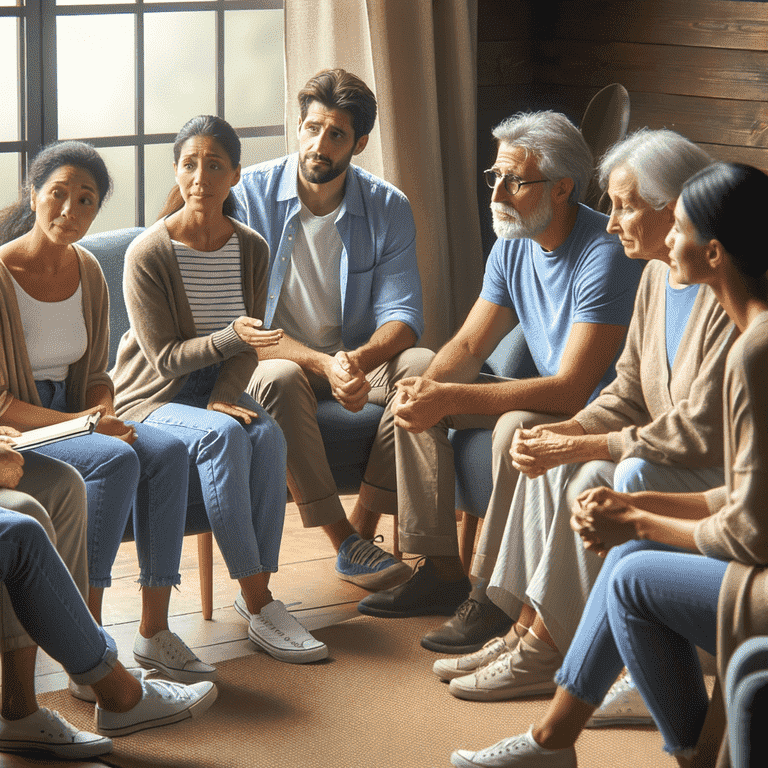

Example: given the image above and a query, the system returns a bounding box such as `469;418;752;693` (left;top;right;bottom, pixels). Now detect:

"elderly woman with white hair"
433;129;735;712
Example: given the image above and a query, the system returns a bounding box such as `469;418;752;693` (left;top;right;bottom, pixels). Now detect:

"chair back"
580;84;630;212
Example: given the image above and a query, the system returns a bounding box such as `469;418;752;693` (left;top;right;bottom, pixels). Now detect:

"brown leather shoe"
420;598;513;653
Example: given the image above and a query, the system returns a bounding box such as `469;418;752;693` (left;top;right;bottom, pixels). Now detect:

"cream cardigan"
0;246;113;417
575;259;736;467
112;218;268;422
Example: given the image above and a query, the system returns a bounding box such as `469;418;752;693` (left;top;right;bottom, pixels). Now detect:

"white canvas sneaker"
451;727;576;768
69;666;145;703
585;671;655;727
133;629;217;683
234;593;329;663
96;678;217;736
433;635;518;681
0;708;112;759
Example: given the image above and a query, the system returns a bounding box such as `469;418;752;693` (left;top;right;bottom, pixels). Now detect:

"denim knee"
612;458;658;493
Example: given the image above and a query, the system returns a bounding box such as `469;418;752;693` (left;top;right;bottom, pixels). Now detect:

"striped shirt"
173;235;246;337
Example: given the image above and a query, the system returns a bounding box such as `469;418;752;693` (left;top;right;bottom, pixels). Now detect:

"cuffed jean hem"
296;494;347;528
227;565;278;580
358;481;397;516
667;746;697;759
68;631;119;686
135;574;182;589
553;670;605;709
89;576;112;589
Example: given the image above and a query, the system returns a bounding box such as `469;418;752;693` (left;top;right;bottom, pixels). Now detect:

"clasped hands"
570;487;639;558
510;425;578;478
326;351;371;413
391;377;445;433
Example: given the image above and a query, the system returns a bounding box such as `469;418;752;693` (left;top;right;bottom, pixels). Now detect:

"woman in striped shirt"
113;116;327;664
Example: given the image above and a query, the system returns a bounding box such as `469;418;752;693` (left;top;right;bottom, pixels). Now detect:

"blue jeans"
34;380;189;588
0;509;118;685
555;540;727;756
144;366;287;579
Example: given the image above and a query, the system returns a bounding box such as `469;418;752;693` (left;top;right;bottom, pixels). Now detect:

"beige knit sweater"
0;246;113;417
575;259;736;467
112;218;268;422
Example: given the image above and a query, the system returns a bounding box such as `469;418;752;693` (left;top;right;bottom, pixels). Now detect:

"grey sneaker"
133;630;217;683
451;727;576;768
433;633;519;681
336;533;411;590
96;678;217;736
0;707;112;759
449;633;561;701
234;594;329;663
585;671;655;728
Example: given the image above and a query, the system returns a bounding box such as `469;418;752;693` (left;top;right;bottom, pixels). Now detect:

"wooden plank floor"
0;494;394;768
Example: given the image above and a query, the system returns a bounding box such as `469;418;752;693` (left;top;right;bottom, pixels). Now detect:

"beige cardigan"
112;218;268;422
575;259;736;468
0;246;113;417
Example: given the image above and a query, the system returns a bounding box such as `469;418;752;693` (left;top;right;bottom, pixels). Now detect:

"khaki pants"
248;347;434;527
395;374;561;557
0;452;88;652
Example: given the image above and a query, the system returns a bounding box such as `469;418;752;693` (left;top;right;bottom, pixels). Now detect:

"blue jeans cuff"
553;669;605;709
137;574;182;588
68;630;119;686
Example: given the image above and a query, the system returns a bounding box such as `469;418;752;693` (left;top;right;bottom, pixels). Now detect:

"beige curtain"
284;0;482;350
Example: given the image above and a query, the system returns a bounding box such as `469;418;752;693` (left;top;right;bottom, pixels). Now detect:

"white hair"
598;128;712;210
492;111;593;204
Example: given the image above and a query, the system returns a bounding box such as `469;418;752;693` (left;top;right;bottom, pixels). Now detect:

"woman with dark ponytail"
0;141;218;691
112;116;328;664
448;163;768;768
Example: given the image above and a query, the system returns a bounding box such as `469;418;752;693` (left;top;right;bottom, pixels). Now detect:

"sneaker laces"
143;678;193;703
344;535;395;569
36;709;80;742
477;650;515;678
157;632;199;664
606;671;634;697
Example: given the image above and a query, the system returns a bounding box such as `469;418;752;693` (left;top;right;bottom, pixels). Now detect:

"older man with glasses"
357;111;645;653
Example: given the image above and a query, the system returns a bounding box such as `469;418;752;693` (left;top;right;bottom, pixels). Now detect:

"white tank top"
11;277;88;381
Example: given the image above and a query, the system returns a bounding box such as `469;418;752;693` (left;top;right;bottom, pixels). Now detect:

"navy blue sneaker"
336;534;411;591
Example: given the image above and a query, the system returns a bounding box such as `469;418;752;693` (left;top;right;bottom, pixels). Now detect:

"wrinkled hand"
234;317;284;350
327;352;370;413
0;441;24;489
510;427;573;478
96;415;137;445
0;426;22;439
571;486;637;557
392;377;446;433
210;401;260;425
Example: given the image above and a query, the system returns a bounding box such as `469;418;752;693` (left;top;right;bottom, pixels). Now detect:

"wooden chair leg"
459;511;479;575
393;513;402;560
197;532;213;621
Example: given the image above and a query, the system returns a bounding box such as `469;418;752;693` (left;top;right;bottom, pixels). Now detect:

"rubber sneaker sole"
448;676;557;701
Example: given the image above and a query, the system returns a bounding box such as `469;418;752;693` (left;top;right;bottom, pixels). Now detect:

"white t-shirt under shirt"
173;235;247;337
272;201;344;354
11;277;87;381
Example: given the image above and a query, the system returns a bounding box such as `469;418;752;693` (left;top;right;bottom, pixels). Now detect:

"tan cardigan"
112;218;268;422
689;313;768;767
0;246;113;417
575;259;736;468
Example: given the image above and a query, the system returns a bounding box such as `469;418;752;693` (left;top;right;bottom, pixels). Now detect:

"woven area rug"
39;615;669;768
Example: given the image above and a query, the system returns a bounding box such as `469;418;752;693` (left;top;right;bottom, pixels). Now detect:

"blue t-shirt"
665;278;700;368
480;204;644;401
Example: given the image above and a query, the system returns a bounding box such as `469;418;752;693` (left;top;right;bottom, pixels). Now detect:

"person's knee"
396;346;434;377
613;458;663;493
491;410;543;456
250;360;310;405
0;511;51;551
606;550;649;617
250;412;287;461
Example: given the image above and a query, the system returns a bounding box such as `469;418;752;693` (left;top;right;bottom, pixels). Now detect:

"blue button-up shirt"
231;153;424;350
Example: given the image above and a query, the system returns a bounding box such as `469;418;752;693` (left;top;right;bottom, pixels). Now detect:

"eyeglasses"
483;169;549;196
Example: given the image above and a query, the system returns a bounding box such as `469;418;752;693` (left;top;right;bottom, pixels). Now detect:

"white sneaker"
96;678;217;736
449;633;560;701
234;594;329;663
69;666;145;703
0;707;112;759
451;727;576;768
433;635;518;681
585;671;655;728
133;629;217;683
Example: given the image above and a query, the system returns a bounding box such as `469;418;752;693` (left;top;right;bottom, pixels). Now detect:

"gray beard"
492;199;553;241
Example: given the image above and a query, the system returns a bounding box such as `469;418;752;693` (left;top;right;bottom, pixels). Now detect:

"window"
0;0;285;233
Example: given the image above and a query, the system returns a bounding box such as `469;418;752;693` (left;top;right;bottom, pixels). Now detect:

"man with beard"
231;69;429;591
356;111;645;649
